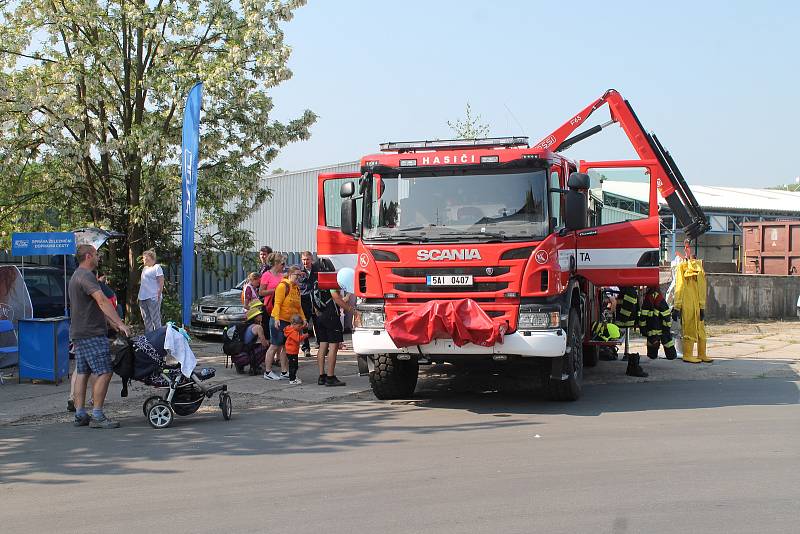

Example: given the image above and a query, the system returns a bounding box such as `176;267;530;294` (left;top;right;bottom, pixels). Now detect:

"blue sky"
269;0;799;187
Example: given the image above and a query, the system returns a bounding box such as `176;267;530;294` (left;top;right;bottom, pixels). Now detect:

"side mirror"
564;190;587;231
567;172;590;190
340;181;355;198
341;198;357;236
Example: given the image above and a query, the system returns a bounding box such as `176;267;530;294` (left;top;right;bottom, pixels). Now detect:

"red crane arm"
533;89;710;240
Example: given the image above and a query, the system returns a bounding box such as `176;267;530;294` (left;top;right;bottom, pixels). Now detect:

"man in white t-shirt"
138;249;164;332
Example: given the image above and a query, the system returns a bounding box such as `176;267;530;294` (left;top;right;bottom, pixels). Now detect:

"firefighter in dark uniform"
616;286;648;377
639;287;677;360
616;287;639;330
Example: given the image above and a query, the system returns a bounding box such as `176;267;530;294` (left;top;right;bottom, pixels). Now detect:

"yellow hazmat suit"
674;258;710;363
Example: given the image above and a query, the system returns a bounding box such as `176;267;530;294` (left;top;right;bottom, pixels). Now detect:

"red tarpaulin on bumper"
384;299;505;348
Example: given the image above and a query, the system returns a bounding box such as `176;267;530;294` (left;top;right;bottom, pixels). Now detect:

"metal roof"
600;181;800;214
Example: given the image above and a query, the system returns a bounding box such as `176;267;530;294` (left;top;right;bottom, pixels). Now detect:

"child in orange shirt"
283;314;309;385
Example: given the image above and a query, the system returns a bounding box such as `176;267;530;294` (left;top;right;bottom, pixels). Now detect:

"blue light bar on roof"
379;137;529;152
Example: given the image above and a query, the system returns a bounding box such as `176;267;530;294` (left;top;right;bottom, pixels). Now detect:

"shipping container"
742;221;800;275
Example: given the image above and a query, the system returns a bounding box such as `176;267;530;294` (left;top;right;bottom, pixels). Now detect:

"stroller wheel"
147;400;174;429
142;395;162;418
220;393;232;420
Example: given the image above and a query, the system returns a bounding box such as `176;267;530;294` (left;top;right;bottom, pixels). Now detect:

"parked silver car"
188;280;248;337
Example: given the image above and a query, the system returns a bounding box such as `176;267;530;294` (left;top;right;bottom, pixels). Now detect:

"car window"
22;272;64;298
24;273;50;297
48;274;64;297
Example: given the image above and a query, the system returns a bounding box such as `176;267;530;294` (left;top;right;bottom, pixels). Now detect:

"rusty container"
742;221;800;275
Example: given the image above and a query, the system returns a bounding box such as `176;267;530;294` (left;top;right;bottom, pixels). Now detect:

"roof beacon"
379;137;529;153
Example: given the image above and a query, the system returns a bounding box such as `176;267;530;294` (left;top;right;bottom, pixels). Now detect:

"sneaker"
265;371;283;380
303;349;311;358
67;400;76;413
318;374;327;385
326;375;346;387
73;413;90;427
89;416;120;429
280;371;289;380
289;378;302;385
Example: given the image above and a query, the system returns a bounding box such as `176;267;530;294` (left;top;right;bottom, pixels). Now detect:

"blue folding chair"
0;319;18;384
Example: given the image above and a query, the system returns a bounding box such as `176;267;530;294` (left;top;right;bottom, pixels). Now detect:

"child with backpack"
283;314;309;385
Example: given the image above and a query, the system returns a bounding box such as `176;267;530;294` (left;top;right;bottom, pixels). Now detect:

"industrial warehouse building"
243;161;800;273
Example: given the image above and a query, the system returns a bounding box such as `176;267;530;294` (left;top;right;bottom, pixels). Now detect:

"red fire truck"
316;90;709;401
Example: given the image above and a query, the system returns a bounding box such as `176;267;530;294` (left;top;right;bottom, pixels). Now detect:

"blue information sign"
12;232;77;256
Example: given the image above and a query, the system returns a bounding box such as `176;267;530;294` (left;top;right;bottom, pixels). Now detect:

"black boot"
626;354;648;377
646;339;660;359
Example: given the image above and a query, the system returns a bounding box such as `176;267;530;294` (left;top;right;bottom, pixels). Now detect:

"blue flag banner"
12;232;77;256
181;82;203;327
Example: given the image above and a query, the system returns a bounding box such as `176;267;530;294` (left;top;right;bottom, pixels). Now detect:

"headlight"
518;311;560;329
192;304;200;312
356;310;385;329
225;306;246;315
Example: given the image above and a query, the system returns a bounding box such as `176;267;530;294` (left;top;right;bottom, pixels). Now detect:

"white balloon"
337;267;355;293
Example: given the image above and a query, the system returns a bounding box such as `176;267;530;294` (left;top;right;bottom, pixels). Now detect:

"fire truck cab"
316;90;708;401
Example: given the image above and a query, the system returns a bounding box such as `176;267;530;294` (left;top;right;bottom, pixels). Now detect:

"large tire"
545;307;583;401
370;354;419;400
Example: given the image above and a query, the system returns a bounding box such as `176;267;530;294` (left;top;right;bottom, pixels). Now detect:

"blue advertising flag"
181;82;203;327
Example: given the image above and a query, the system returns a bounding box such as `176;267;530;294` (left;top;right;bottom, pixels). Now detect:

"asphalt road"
1;377;799;534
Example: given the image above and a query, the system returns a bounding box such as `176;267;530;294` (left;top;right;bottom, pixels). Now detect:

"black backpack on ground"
223;323;250;356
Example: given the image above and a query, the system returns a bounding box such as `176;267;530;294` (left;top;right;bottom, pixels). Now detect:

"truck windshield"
363;168;549;241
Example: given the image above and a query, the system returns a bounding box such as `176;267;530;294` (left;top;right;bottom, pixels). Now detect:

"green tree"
0;0;316;314
447;102;490;139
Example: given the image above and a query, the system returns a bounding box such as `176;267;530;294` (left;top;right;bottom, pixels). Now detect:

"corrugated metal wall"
240;161;359;252
601;206;647;225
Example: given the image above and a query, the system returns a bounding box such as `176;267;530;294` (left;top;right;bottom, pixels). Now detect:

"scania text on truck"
316;90;709;401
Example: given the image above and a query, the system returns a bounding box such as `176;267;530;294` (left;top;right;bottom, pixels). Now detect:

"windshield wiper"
438;230;508;241
369;231;429;242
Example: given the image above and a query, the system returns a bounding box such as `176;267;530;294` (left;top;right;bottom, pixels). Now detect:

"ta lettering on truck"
317;89;710;401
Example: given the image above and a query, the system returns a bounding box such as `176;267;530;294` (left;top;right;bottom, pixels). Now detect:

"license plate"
426;275;473;286
198;315;216;323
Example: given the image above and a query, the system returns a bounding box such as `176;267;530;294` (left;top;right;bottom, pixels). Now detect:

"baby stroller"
113;324;232;429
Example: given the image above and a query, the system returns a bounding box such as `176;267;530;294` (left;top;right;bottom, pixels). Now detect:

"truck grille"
406;297;496;303
394;282;509;293
392;266;510;278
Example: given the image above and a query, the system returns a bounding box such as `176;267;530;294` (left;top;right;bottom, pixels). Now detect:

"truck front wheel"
545;307;583;401
370;354;419;400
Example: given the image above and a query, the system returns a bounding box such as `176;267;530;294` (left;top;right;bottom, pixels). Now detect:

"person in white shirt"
138;249;164;333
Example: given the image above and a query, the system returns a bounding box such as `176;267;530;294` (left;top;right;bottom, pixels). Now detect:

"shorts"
314;314;343;344
269;318;289;346
74;336;113;375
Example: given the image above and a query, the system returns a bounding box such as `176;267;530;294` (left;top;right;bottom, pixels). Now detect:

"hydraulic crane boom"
533;89;710;240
